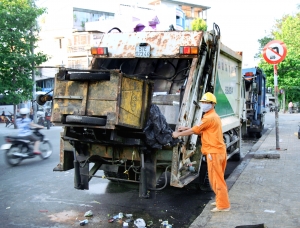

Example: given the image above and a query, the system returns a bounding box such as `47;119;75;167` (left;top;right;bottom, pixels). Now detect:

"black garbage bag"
143;104;179;149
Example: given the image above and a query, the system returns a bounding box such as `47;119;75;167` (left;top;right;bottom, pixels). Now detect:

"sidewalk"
190;113;300;228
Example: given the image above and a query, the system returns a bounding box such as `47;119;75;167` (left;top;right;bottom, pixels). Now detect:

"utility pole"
31;28;37;123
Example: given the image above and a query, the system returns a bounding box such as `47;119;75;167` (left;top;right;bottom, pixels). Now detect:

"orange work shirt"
192;109;226;155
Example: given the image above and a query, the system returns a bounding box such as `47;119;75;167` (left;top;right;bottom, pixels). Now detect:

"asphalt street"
0;112;273;227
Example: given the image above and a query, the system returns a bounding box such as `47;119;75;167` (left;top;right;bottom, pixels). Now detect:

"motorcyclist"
16;108;44;155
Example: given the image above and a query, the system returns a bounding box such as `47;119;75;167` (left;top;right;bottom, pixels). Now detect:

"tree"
258;11;300;110
191;18;207;31
0;0;47;126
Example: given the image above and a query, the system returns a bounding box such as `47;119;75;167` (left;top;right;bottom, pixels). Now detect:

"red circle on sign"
263;40;287;64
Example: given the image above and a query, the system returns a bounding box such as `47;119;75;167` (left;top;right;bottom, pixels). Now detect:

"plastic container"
80;219;88;226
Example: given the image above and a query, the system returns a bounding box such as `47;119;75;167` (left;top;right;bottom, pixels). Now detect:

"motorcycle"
1;128;53;166
37;113;53;130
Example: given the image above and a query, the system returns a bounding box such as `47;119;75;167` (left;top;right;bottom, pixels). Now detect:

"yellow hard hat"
200;92;217;104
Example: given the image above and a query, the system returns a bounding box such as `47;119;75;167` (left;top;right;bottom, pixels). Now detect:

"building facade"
36;0;210;92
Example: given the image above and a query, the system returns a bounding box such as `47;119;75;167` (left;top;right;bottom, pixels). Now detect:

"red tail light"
91;47;108;56
179;46;199;55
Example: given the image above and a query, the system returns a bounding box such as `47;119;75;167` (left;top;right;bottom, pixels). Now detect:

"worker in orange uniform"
172;92;230;212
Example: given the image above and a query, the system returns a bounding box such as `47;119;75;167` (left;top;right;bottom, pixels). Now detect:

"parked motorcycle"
1;128;53;166
37;112;53;130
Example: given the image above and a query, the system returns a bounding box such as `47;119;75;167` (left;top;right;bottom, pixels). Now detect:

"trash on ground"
123;221;129;227
118;212;123;218
125;218;133;223
147;220;153;226
79;219;88;226
108;218;114;223
39;210;48;213
161;220;169;226
92;200;101;204
264;209;276;213
134;218;146;228
84;210;93;217
125;214;133;218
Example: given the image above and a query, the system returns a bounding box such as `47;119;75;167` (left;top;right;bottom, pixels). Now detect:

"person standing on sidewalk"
172;92;230;212
288;101;293;114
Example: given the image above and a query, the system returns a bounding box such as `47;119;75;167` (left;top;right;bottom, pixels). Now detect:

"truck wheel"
66;115;106;126
69;73;110;81
231;150;241;161
256;132;262;138
197;162;213;192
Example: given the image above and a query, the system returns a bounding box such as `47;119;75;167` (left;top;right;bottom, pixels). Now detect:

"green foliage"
0;0;48;105
191;18;207;31
254;36;273;58
257;10;300;105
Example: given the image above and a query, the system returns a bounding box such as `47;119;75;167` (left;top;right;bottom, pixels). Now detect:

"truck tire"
69;73;110;81
66;115;106;126
256;132;262;138
231;150;241;161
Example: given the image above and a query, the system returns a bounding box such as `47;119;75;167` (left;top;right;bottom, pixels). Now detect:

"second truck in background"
242;67;267;138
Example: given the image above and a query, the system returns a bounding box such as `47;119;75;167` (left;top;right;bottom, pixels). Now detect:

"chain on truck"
37;23;245;198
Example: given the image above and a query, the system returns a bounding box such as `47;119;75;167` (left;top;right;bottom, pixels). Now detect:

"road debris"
84;210;93;217
134;218;146;228
79;219;88;226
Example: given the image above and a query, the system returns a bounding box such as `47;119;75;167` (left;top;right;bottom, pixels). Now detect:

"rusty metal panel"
90;144;113;157
87;73;120;100
87;100;118;116
86;73;120;116
94;31;203;58
90;145;142;162
52;78;88;122
119;77;144;127
156;150;173;161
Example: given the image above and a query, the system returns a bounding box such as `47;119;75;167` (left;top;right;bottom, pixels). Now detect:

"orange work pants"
207;153;230;209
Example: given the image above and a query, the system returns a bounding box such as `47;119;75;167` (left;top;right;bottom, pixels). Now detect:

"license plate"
135;45;150;58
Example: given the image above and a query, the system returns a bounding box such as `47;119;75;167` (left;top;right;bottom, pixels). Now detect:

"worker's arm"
178;126;190;132
172;128;195;138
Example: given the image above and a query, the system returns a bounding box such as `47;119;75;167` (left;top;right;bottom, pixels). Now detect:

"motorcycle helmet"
19;108;30;115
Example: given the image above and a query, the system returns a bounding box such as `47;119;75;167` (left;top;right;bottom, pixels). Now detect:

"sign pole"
273;64;280;149
263;40;287;151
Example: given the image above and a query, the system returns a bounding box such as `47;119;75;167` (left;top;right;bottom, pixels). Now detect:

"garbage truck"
241;67;266;138
40;24;245;197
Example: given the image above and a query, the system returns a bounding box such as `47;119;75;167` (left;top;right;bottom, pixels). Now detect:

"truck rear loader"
39;24;245;197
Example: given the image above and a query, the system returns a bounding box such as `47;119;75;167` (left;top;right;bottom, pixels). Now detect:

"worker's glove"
207;154;212;161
